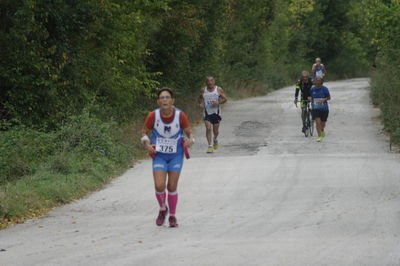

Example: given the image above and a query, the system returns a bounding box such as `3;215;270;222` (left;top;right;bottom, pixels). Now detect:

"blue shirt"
310;85;330;111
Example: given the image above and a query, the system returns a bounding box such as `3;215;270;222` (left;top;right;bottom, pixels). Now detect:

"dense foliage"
1;0;380;129
364;0;400;144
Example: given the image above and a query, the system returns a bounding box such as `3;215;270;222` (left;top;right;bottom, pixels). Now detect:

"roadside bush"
0;127;56;184
371;60;400;144
56;110;130;159
0;112;134;221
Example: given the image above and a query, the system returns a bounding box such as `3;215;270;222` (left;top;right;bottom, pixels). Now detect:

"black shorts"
204;113;222;124
312;109;329;122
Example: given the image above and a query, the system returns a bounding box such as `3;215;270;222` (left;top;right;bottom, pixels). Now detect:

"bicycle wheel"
304;109;309;137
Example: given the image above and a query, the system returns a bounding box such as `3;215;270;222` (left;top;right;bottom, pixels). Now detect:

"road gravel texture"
1;78;400;266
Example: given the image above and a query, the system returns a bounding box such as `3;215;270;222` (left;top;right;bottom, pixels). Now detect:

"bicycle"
303;101;314;137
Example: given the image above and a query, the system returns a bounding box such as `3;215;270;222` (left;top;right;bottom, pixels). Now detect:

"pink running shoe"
156;207;168;226
169;216;178;228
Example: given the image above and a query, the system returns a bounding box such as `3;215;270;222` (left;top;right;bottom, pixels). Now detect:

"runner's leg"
212;123;220;140
320;111;328;137
205;120;213;146
167;171;181;217
153;170;168;226
153;171;167;209
315;118;322;136
321;121;326;132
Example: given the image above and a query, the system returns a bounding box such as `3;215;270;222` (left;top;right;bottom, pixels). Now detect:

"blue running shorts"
152;152;184;172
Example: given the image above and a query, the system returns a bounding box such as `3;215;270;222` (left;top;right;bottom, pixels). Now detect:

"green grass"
1;155;126;220
0;111;138;228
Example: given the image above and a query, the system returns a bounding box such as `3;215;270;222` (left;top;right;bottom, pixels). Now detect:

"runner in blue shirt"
308;77;331;142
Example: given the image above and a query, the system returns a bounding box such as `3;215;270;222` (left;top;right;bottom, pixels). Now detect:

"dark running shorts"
204;113;222;124
312;109;329;122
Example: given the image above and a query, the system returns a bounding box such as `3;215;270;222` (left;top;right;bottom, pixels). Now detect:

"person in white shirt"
311;57;327;80
197;77;227;153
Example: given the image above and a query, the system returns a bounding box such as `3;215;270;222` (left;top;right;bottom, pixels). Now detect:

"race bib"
313;98;324;107
156;137;178;153
316;70;324;77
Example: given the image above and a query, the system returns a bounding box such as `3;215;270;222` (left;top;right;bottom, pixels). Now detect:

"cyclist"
311;57;326;80
308;77;331;142
294;71;313;133
198;76;227;153
141;87;195;227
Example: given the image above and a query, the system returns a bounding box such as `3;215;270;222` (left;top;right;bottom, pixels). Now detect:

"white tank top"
154;109;181;138
152;109;182;154
203;86;220;115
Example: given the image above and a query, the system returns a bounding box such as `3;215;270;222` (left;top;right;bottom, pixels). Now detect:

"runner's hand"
146;144;156;154
211;101;219;107
199;102;205;108
184;139;194;148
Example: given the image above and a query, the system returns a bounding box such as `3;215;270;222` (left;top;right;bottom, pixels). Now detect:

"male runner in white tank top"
198;76;227;153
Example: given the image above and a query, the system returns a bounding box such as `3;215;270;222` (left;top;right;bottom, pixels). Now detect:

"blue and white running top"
310;86;330;111
151;108;183;155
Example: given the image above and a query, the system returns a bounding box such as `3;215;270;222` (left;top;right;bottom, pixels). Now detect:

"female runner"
141;88;194;227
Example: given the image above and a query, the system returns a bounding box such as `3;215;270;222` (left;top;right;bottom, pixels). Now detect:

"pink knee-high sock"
155;191;166;210
168;191;178;216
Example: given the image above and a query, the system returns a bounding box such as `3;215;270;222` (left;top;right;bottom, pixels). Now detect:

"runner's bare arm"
141;126;150;140
183;126;195;148
141;125;156;154
198;88;205;108
218;87;227;105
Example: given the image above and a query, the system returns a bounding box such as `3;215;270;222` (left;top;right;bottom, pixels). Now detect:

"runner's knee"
167;183;177;192
155;183;166;192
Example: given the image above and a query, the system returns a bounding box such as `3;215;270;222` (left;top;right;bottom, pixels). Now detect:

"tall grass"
0;111;135;227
